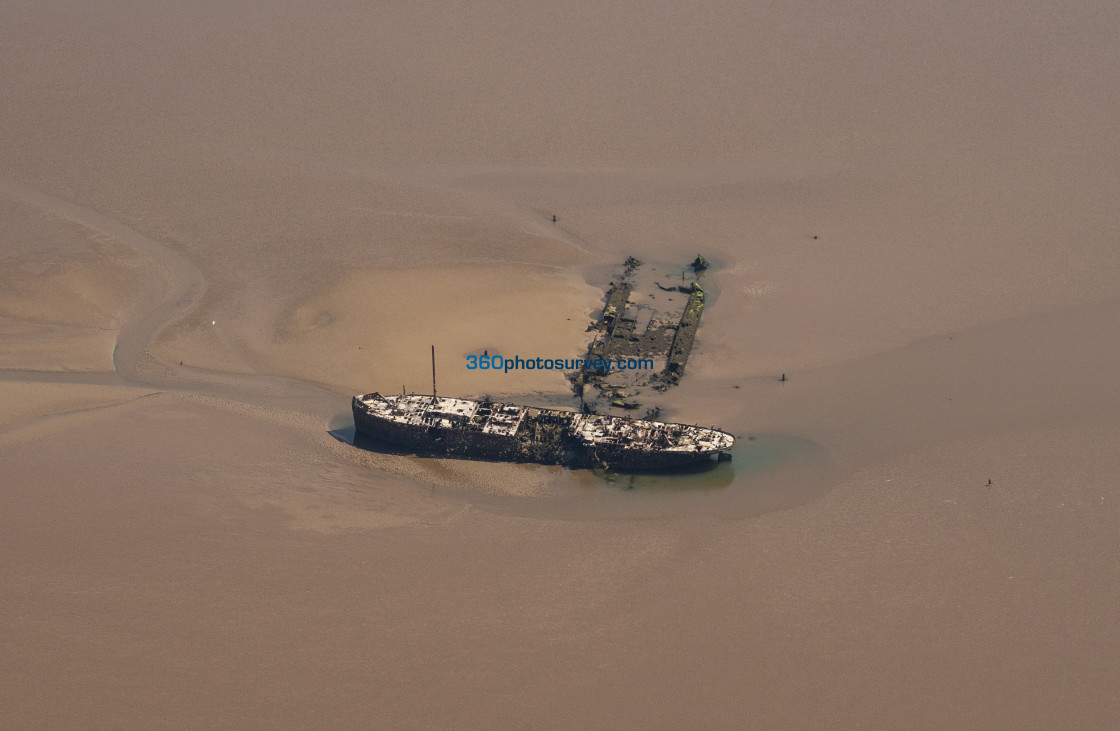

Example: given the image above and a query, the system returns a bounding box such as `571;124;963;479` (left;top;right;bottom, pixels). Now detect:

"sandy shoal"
153;264;601;396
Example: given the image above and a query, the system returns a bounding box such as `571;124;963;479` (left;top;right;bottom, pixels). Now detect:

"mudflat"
3;2;1119;727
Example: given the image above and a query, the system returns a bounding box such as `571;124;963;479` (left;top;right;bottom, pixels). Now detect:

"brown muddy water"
6;1;1120;726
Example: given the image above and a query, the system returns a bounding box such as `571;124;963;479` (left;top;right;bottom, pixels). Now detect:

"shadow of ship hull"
353;395;731;471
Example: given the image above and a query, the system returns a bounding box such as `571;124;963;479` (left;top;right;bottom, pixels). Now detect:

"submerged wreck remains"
571;255;711;413
352;392;734;470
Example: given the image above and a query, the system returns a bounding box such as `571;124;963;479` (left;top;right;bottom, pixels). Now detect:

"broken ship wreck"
352;256;734;470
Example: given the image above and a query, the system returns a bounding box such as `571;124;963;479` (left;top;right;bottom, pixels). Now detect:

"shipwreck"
352;391;734;470
352;256;733;471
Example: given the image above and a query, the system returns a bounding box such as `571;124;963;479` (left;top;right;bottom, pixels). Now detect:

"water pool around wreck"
518;433;836;521
339;409;836;520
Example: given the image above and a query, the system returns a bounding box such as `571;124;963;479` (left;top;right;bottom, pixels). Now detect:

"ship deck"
357;394;526;436
571;413;733;453
356;393;734;454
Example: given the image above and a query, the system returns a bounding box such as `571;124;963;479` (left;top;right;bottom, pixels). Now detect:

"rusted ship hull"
352;393;733;471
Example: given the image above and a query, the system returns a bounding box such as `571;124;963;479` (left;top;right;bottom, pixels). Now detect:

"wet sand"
3;1;1120;727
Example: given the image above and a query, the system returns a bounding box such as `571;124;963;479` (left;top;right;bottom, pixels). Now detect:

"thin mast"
431;344;437;400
